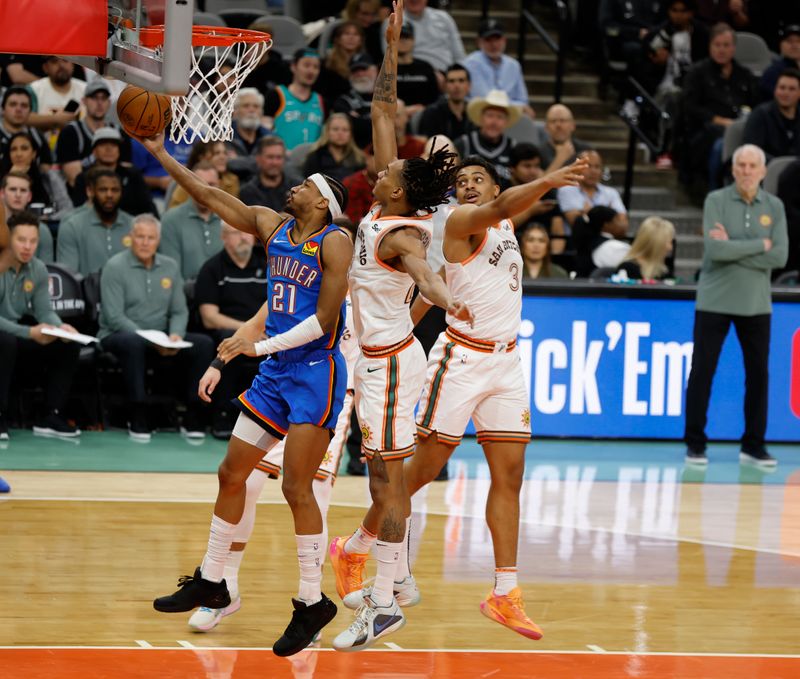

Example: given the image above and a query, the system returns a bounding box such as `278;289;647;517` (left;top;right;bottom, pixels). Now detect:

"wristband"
209;356;225;370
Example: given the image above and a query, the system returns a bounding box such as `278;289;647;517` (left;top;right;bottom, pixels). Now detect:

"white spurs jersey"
349;203;434;347
340;294;359;388
444;217;522;342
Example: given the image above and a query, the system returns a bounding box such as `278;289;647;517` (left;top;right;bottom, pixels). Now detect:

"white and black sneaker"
740;449;777;468
0;413;8;441
33;411;80;438
188;596;242;632
685;447;708;466
342;575;421;610
332;595;405;652
129;406;151;443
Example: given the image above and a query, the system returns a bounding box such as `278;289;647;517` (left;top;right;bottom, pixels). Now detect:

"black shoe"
685;447;708;466
33;410;80;438
153;567;231;613
181;406;207;439
273;594;337;657
0;413;8;442
346;459;366;476
740;448;777;468
211;411;233;440
129;404;151;442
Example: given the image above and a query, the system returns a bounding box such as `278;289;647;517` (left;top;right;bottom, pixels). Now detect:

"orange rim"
138;25;271;48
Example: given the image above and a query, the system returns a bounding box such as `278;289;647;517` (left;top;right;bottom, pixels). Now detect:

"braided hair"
320;173;349;224
401;137;458;213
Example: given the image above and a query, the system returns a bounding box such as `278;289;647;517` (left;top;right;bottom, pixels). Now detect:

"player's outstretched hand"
447;300;474;328
198;366;221;403
218;336;258;363
133;130;166;155
385;0;404;44
543;157;588;190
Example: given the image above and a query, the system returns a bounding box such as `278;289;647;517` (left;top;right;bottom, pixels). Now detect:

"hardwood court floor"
1;433;800;677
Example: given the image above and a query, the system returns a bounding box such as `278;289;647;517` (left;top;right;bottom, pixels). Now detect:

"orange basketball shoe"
329;536;368;600
479;587;543;640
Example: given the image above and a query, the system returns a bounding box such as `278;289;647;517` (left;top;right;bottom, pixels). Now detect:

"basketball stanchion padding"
138;25;272;144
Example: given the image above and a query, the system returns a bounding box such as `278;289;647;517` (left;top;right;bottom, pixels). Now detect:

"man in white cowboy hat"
454;89;520;185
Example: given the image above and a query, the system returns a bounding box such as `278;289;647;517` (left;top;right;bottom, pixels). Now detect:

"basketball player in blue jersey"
137;132;353;657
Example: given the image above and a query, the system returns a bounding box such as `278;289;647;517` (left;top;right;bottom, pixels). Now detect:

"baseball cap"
92;127;123;147
400;22;414;38
85;79;111;97
478;18;505;39
349;52;375;72
780;24;800;40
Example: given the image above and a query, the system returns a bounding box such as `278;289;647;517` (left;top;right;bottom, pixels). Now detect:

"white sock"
312;477;333;524
494;567;518;596
372;540;401;607
223;550;244;600
345;523;376;554
201;515;237;583
394;517;412;581
232;469;268;543
296;531;326;605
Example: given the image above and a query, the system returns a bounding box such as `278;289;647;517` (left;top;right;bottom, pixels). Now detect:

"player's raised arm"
448;158;587;238
138;132;283;240
372;0;404;173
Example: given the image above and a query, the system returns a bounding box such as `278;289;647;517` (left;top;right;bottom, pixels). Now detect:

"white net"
168;34;271;144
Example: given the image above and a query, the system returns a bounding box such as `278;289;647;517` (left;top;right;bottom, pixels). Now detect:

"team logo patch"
759;214;772;228
122;235;132;247
302;241;319;256
23;279;34;293
360;424;373;442
160;277;172;289
521;408;531;427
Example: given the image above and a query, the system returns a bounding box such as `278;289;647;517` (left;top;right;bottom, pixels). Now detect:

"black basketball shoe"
153;567;231;613
273;594;337;657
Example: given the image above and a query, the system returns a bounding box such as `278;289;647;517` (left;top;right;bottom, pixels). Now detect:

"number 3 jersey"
264;218;346;360
444;217;522;342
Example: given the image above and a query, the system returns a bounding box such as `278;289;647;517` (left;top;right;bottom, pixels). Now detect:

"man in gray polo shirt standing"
684;144;788;467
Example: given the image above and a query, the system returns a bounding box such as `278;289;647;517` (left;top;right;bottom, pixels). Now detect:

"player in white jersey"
329;0;474;653
340;155;587;640
186;289;360;633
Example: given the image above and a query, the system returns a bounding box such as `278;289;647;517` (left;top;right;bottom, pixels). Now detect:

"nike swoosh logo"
373;614;403;635
366;367;383;373
309;360;325;366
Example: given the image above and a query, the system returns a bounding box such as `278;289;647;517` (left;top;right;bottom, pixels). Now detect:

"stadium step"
526;73;599;99
629;209;703;236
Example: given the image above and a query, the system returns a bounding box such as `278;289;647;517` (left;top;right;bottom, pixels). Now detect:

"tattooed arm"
372;0;403;173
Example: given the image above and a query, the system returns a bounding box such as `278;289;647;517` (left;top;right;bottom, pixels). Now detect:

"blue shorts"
235;349;346;440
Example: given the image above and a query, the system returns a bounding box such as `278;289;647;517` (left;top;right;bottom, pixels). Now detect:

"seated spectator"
98;214;214;441
0;131;71;215
194;223;267;438
617;216;676;280
761;24;800;99
744;69;800;161
419;63;476;141
159;162;223;281
0;171;54;262
557;150;628;229
70;128;156;215
57;168;133;276
264;49;325;151
342;146;377;224
333;52;377;148
29;56;86;139
343;0;384;64
240;19;292;101
229;88;272;157
507;143;567;253
540;104;592;172
168;140;240;210
680;23;760;188
0;54;45;88
572;205;631;278
394;100;427;158
396;22;440;116
464;18;533;116
519;224;569;279
239;136;301;211
317;21;365;106
456;89;519;184
696;0;749;28
0;86;53;168
383;0;466;74
776;158;800;275
0;210;81;439
302;113;366;182
599;0;667;65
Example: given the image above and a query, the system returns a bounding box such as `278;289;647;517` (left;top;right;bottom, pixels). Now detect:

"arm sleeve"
738;202;789;270
35;223;54;263
609;188;627;214
99;266;139;333
445;15;466;63
509;62;529;106
0;315;31;338
702;193;767;262
167;271;189;337
55;218;80;272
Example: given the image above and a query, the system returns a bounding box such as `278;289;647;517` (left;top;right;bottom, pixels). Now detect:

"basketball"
116;85;172;138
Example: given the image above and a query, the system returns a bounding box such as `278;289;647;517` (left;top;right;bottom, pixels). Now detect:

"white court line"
2;645;800;658
6;495;799;559
176;640;195;649
384;642;402;650
133;640;152;648
480;670;500;678
587;644;607;653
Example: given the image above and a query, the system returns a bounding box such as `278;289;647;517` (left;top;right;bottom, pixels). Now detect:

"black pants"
101;331;215;405
684;310;771;452
0;330;80;413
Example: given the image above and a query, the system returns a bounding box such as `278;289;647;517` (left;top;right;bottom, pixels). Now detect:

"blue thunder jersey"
264;218;345;361
272;85;324;151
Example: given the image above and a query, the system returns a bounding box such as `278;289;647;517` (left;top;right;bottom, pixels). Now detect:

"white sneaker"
332;595;405;652
342;575;421;610
188;596;241;632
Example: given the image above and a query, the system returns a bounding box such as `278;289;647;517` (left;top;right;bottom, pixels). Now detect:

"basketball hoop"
138;25;272;144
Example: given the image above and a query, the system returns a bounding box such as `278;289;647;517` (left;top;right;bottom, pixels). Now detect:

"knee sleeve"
232;467;270;543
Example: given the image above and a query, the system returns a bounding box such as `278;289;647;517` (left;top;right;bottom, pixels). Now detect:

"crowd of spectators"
0;0;796;446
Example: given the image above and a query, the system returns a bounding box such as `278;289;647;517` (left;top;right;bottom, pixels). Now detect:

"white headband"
308;173;343;220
